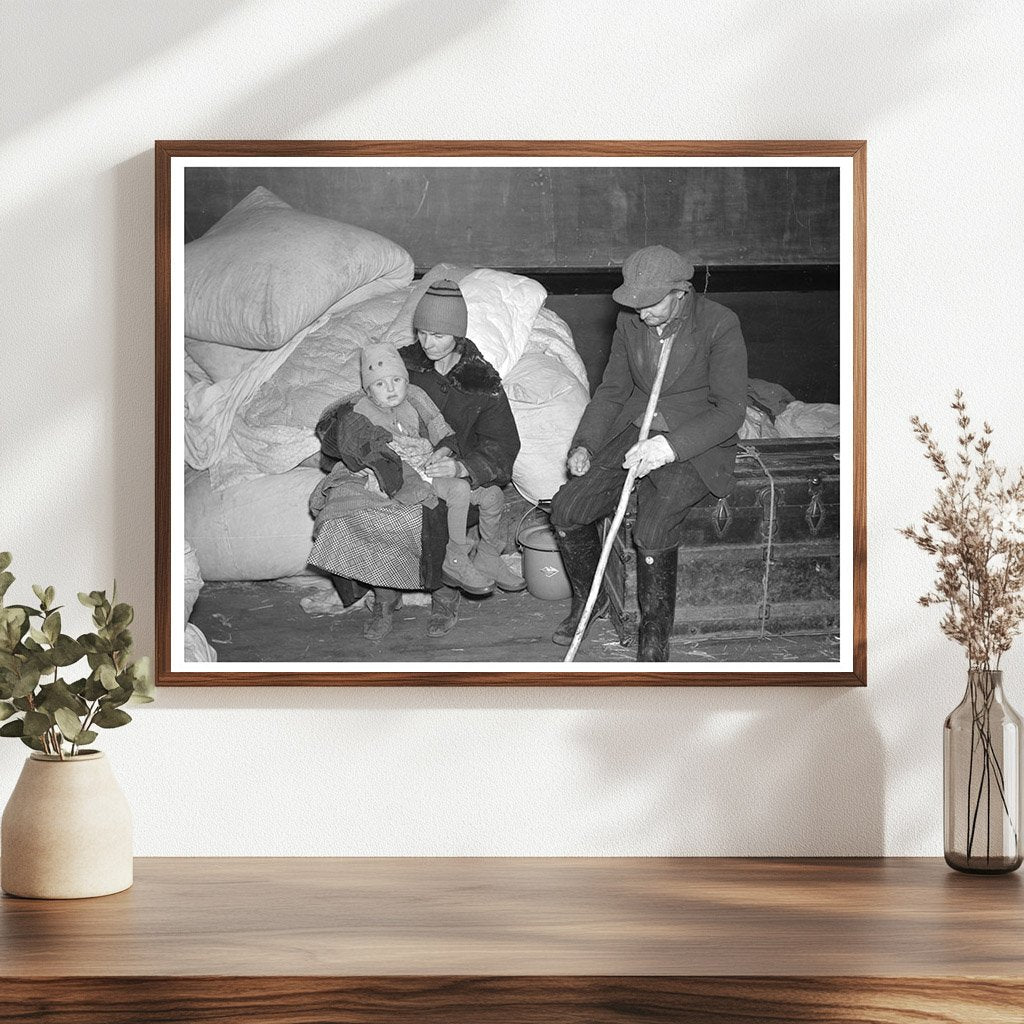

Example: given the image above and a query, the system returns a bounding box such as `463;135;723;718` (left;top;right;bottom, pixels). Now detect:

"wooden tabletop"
3;857;1023;1023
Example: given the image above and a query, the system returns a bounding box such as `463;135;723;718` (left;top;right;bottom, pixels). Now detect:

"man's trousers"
549;425;710;549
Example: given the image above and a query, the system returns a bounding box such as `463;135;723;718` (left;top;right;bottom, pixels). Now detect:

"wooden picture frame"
157;140;866;686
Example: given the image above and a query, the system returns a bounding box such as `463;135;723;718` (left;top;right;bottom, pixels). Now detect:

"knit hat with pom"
412;279;468;338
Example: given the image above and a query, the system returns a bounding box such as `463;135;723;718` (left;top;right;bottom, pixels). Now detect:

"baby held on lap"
355;343;494;595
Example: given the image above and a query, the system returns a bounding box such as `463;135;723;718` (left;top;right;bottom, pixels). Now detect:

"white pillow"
184;186;413;351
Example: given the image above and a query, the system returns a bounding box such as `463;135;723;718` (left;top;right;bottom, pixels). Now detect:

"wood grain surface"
0;976;1022;1024
2;857;1021;1022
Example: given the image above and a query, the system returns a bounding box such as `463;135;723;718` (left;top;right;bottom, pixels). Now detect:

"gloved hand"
623;435;676;478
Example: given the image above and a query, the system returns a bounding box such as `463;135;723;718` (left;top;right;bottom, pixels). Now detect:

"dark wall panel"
185;166;839;269
548;291;839;405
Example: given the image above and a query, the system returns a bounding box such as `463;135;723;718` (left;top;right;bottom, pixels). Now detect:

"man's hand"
623;435;676;478
566;447;591;477
426;453;466;478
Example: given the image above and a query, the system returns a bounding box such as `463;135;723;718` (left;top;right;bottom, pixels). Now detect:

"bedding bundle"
739;378;841;441
183;188;588;587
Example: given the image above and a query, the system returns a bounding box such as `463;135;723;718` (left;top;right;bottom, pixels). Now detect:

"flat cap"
612;245;695;309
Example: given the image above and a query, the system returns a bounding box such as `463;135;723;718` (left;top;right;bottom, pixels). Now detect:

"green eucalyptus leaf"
0;700;15;721
103;687;130;709
10;604;43;619
42;611;60;644
37;679;88;717
28;627;49;646
0;552;11;573
129;657;154;700
78;592;99;608
23;643;47;667
44;586;55;608
0;651;18;673
110;603;134;629
31;584;47;607
81;635;112;656
92;705;132;729
12;697;33;712
11;665;41;699
53;707;85;741
0;607;26;651
88;654;116;676
50;635;85;667
83;675;108;701
19;735;45;752
22;710;51;738
98;664;118;691
75;730;98;746
0;607;25;627
0;572;14;602
0;718;25;737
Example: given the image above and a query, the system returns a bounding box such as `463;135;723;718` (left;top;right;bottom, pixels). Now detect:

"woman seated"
308;279;525;642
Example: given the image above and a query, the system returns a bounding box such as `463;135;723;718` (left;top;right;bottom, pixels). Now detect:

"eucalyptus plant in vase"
0;552;154;898
902;392;1024;873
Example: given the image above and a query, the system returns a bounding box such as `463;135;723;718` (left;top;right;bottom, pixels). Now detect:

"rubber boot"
551;523;610;647
473;540;527;593
441;540;495;596
364;588;401;641
636;547;678;662
428;586;461;637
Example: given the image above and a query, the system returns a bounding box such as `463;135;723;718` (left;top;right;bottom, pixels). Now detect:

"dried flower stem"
903;392;1024;865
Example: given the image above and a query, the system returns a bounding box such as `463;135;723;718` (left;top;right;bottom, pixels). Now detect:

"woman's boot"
428;586;461;637
636;547;678;661
364;588;401;641
551;523;609;646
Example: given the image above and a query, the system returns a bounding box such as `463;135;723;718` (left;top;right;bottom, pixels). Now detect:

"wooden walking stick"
563;331;677;662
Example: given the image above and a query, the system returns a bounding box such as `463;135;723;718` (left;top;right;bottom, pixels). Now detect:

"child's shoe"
472;543;527;593
441;541;495;595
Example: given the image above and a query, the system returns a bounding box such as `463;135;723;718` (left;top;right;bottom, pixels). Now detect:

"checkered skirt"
308;504;424;590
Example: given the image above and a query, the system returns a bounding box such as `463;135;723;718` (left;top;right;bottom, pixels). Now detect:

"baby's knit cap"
361;342;408;389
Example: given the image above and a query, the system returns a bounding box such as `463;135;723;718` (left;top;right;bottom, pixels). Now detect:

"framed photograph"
157;141;865;686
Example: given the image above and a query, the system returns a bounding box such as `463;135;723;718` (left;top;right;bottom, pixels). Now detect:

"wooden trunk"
605;437;840;644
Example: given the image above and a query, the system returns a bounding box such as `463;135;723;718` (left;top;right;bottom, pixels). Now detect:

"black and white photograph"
158;143;864;684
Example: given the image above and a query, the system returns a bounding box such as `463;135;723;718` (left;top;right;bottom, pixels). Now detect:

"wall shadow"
192;0;505;138
570;686;885;855
1;1;244;139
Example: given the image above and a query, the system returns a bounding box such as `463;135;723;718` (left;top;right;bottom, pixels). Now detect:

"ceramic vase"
1;751;133;898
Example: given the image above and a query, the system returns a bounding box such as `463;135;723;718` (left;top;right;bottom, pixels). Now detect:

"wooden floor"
191;575;839;664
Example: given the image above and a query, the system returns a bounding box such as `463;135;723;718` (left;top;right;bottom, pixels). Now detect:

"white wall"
2;0;1022;856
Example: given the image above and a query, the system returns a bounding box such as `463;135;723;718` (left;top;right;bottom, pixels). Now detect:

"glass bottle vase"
944;669;1023;873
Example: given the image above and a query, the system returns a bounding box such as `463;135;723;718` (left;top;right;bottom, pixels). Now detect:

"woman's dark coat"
401;337;520;489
